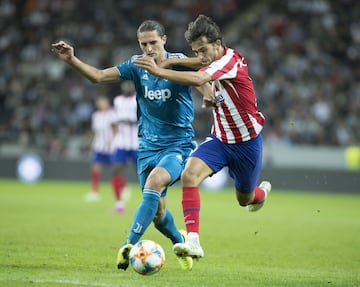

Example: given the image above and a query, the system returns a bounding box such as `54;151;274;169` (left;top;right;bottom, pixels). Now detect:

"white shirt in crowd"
91;108;117;153
112;93;138;151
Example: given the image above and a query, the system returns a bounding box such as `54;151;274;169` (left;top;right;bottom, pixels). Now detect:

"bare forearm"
134;56;210;86
67;56;119;83
165;57;203;70
157;68;209;86
66;56;99;83
52;41;119;83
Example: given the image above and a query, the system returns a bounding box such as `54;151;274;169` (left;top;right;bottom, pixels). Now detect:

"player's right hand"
51;41;74;62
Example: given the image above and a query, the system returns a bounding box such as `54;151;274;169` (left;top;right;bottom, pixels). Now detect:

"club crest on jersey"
215;91;225;104
144;86;172;102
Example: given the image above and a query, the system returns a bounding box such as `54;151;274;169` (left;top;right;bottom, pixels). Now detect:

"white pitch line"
0;277;164;287
0;277;121;287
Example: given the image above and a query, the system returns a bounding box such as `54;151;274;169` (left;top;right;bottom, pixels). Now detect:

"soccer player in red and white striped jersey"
86;95;117;202
112;81;138;151
134;14;272;260
86;85;138;214
111;80;138;213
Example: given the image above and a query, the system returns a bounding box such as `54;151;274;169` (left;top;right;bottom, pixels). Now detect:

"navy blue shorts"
111;148;138;167
91;152;112;165
191;134;263;193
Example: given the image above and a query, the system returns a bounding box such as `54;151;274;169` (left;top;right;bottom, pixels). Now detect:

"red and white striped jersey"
112;94;138;150
201;46;265;144
91;108;117;153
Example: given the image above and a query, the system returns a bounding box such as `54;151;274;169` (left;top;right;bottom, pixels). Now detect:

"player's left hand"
202;98;217;108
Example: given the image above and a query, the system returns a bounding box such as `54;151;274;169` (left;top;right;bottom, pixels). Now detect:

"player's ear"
162;35;167;45
215;39;222;47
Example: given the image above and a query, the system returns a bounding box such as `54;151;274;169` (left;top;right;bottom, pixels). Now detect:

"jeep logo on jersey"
144;86;171;101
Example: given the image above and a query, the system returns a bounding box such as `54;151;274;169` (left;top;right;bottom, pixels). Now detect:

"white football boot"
173;232;204;258
247;181;272;212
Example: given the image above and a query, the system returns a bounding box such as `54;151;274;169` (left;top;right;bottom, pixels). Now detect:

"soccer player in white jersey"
52;20;214;271
111;80;138;213
134;14;272;261
85;94;117;202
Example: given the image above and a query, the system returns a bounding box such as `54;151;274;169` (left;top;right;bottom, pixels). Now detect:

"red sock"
111;175;126;201
91;170;101;192
182;186;200;233
251;186;266;204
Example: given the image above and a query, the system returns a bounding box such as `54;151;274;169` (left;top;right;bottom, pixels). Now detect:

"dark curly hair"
184;15;222;44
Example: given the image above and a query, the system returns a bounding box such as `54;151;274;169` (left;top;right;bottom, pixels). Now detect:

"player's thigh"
138;147;188;194
192;135;228;172
137;152;156;190
144;166;172;192
157;151;187;186
181;156;214;186
137;153;174;192
228;135;263;194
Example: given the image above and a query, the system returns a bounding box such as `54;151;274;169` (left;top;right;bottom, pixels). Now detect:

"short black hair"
137;20;165;38
184;15;222;44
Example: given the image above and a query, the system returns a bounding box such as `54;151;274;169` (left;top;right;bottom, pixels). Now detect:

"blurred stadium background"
0;0;359;191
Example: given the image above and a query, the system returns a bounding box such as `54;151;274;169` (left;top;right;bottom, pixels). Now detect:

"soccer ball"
129;240;165;275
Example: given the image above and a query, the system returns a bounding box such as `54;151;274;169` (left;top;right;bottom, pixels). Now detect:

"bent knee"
181;169;203;186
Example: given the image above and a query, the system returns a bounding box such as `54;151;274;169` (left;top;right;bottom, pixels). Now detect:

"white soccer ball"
129;240;165;275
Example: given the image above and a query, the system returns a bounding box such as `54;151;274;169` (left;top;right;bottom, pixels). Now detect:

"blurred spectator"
0;0;359;160
232;0;360;147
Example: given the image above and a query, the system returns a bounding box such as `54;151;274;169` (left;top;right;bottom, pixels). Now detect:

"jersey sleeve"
115;56;140;81
201;48;248;81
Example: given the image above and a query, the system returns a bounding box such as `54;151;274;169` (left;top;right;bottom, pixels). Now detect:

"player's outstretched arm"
159;57;203;70
134;56;210;86
51;41;120;84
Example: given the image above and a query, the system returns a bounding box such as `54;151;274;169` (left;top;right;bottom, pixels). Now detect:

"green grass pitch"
0;179;359;287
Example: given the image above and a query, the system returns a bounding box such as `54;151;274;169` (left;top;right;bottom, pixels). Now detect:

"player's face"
96;97;109;110
138;31;167;62
191;37;223;66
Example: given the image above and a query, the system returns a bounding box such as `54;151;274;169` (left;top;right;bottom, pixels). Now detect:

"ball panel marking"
129;240;165;275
